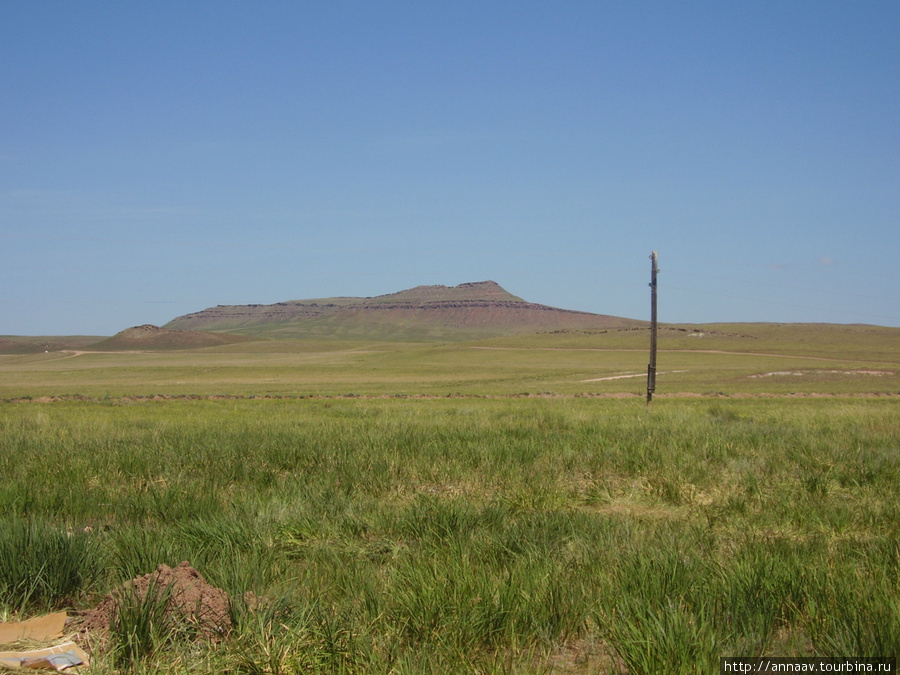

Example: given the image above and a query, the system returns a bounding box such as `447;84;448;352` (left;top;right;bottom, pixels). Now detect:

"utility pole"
647;251;659;411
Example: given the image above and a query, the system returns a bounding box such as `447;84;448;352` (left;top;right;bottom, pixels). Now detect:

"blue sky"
2;1;898;335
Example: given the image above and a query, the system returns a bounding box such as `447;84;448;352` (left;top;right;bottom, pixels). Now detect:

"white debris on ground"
749;370;893;378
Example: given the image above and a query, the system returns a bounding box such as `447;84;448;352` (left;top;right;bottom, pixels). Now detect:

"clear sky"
2;1;898;335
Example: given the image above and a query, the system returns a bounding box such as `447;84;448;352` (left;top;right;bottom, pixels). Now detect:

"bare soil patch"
749;369;894;378
74;562;231;648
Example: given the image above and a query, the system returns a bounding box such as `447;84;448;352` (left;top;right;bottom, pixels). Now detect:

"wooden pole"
647;251;658;411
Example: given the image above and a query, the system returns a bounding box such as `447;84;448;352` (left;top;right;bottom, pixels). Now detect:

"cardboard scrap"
0;615;87;671
0;641;88;671
0;613;66;644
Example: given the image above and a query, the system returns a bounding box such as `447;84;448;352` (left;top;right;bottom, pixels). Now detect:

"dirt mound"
76;562;231;646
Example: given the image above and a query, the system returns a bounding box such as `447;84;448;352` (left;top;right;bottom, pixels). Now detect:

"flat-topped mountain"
164;281;641;340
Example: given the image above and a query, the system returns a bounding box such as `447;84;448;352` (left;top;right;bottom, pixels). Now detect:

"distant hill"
164;281;642;340
91;325;251;351
0;335;105;354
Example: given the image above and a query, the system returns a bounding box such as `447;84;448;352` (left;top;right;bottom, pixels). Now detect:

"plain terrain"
1;323;898;400
0;323;897;673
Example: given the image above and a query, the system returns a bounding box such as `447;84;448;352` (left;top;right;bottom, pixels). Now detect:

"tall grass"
0;517;102;611
0;397;897;671
109;577;178;668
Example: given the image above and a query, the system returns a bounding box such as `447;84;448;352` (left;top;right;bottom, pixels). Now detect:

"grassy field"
0;325;897;672
1;324;898;400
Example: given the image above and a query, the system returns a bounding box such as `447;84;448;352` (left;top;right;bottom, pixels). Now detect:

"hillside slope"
165;281;641;340
91;325;251;350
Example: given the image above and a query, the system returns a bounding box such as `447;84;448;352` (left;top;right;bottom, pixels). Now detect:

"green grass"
1;323;897;401
0;347;897;401
0;517;102;612
0;397;897;672
108;576;178;668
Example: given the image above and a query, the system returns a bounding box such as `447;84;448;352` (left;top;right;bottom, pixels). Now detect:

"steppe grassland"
1;324;899;399
0;326;898;672
1;395;898;673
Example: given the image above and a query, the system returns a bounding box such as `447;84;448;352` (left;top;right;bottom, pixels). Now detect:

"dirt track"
470;346;858;363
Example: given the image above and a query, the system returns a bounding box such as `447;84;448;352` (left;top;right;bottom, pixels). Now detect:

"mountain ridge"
164;281;641;340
